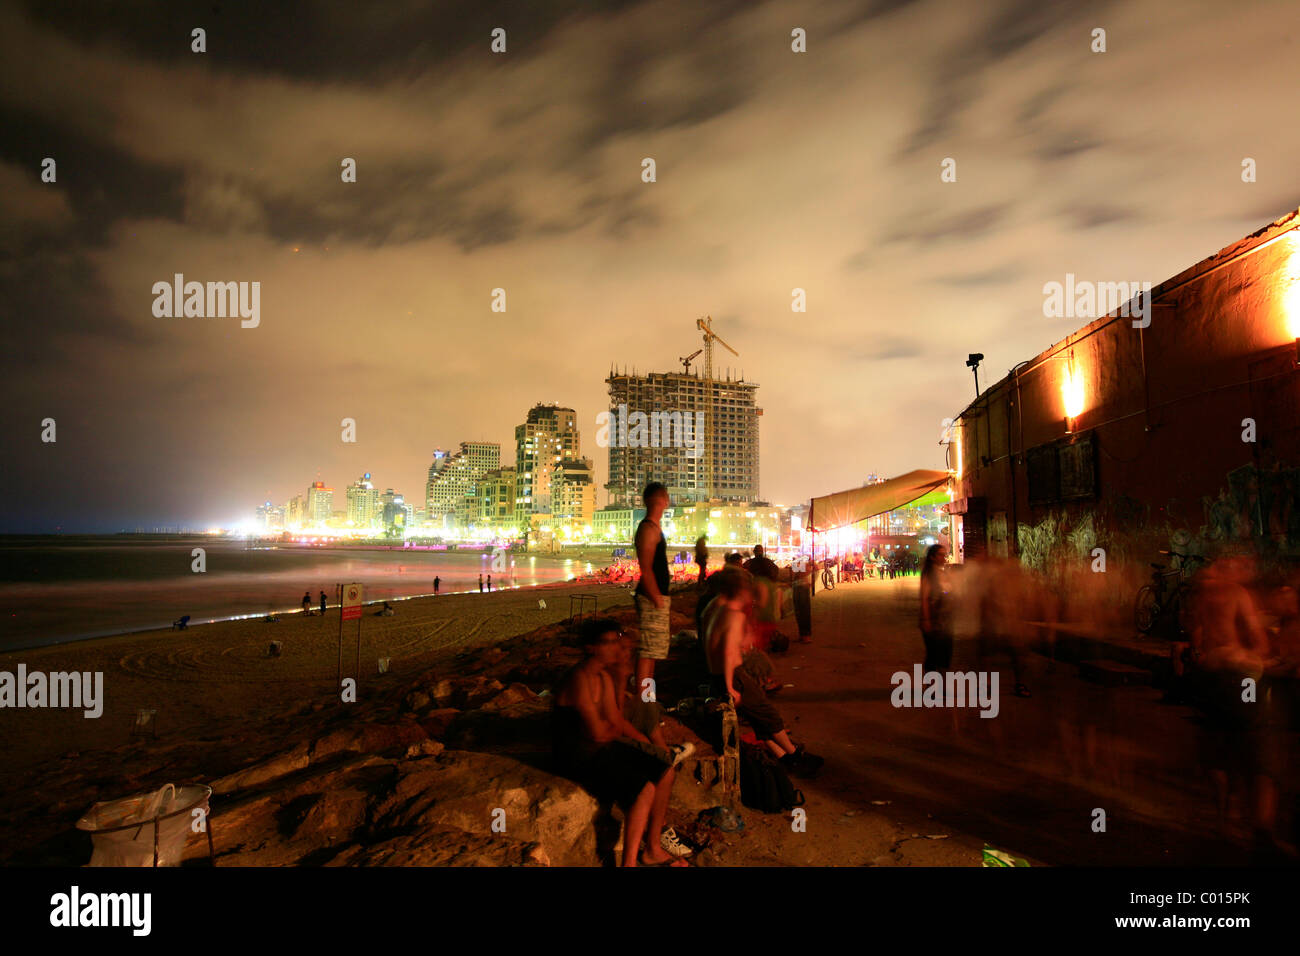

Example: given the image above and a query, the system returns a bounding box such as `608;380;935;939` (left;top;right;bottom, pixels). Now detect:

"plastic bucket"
76;783;212;866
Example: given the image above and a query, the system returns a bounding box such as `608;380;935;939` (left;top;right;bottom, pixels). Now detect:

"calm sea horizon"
0;535;616;651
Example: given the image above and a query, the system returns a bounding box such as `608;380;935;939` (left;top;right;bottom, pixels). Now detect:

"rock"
480;683;538;712
370;750;601;866
430;678;454;705
418;708;460;739
337;828;539;867
404;739;445;759
287;788;370;842
523;842;551;866
402;690;431;714
209;741;310;795
310;722;427;762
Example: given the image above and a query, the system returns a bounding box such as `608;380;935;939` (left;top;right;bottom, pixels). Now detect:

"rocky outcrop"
206;747;600;867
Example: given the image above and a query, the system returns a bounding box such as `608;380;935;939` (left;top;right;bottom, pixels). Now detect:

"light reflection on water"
0;538;609;650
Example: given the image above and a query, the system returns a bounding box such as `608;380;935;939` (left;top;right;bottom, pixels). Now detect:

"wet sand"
0;580;632;777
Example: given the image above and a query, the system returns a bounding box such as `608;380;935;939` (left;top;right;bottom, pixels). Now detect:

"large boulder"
370;750;600;866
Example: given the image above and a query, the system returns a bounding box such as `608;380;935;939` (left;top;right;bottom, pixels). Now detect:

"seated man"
552;617;686;867
702;573;822;777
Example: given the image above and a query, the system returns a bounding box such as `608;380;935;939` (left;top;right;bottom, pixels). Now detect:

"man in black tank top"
634;482;673;693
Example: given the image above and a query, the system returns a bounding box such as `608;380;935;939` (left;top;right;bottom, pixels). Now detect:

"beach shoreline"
0;579;636;779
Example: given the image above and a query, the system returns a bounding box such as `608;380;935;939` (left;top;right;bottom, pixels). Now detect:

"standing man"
918;544;951;673
478;573;484;593
433;575;441;595
487;573;492;592
694;535;709;588
792;552;814;644
634;482;672;697
319;589;327;616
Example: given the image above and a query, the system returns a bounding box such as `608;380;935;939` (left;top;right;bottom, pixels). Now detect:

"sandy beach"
0;580;633;778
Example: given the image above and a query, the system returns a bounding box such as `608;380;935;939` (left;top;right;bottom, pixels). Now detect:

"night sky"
2;0;1298;532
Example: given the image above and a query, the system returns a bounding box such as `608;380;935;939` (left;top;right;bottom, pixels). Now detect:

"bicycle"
1133;551;1202;636
820;567;836;591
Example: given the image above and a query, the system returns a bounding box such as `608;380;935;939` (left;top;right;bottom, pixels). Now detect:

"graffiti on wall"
1202;463;1300;552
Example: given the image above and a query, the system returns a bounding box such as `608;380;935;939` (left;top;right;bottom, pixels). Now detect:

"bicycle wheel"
1133;585;1159;633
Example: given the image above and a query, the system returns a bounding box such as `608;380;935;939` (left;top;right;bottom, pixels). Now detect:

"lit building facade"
950;209;1300;590
515;404;582;516
604;369;761;506
425;442;501;524
306;481;334;526
345;473;380;529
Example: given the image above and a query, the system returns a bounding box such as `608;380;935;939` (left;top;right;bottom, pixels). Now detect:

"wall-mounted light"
1061;350;1085;433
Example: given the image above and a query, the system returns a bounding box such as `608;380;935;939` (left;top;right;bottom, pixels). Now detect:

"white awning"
808;469;950;532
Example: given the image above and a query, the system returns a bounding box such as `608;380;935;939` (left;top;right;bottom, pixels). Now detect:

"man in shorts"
634;482;673;695
552;618;686;866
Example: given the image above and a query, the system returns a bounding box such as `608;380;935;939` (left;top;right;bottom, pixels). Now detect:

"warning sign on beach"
341;582;363;621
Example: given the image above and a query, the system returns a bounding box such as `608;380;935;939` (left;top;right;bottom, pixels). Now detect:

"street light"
966;353;984;397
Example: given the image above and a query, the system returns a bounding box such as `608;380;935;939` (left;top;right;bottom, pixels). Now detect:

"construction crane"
696;315;739;502
679;349;702;374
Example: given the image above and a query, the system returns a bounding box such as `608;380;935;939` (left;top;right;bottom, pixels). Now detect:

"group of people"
916;540;1300;856
549;482;823;865
300;590;328;616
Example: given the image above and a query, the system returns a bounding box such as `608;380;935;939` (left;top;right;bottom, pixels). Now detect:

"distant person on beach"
479;574;484;593
634;482;673;695
301;591;312;615
552;617;686;867
487;574;492;592
695;536;709;587
319;590;327;616
434;576;440;595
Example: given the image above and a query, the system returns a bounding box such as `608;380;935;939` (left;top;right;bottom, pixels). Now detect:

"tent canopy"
808;469;950;532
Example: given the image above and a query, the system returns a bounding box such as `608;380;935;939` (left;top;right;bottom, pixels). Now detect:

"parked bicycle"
820;566;836;591
1133;551;1202;636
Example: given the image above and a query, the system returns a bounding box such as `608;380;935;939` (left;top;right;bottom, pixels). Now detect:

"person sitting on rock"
609;624;696;858
552;617;686;867
703;572;822;777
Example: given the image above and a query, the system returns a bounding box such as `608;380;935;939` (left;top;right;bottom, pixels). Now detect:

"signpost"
338;582;363;688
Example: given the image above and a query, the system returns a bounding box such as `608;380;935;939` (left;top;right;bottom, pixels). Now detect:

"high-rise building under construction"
604;369;761;507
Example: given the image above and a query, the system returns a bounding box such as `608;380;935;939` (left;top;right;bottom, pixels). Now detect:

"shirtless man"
703;572;821;775
553;617;685;867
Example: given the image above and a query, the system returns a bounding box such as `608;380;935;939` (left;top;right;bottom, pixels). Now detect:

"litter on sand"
982;844;1030;867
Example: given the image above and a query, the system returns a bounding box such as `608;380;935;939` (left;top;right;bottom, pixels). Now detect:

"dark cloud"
884;203;1012;245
